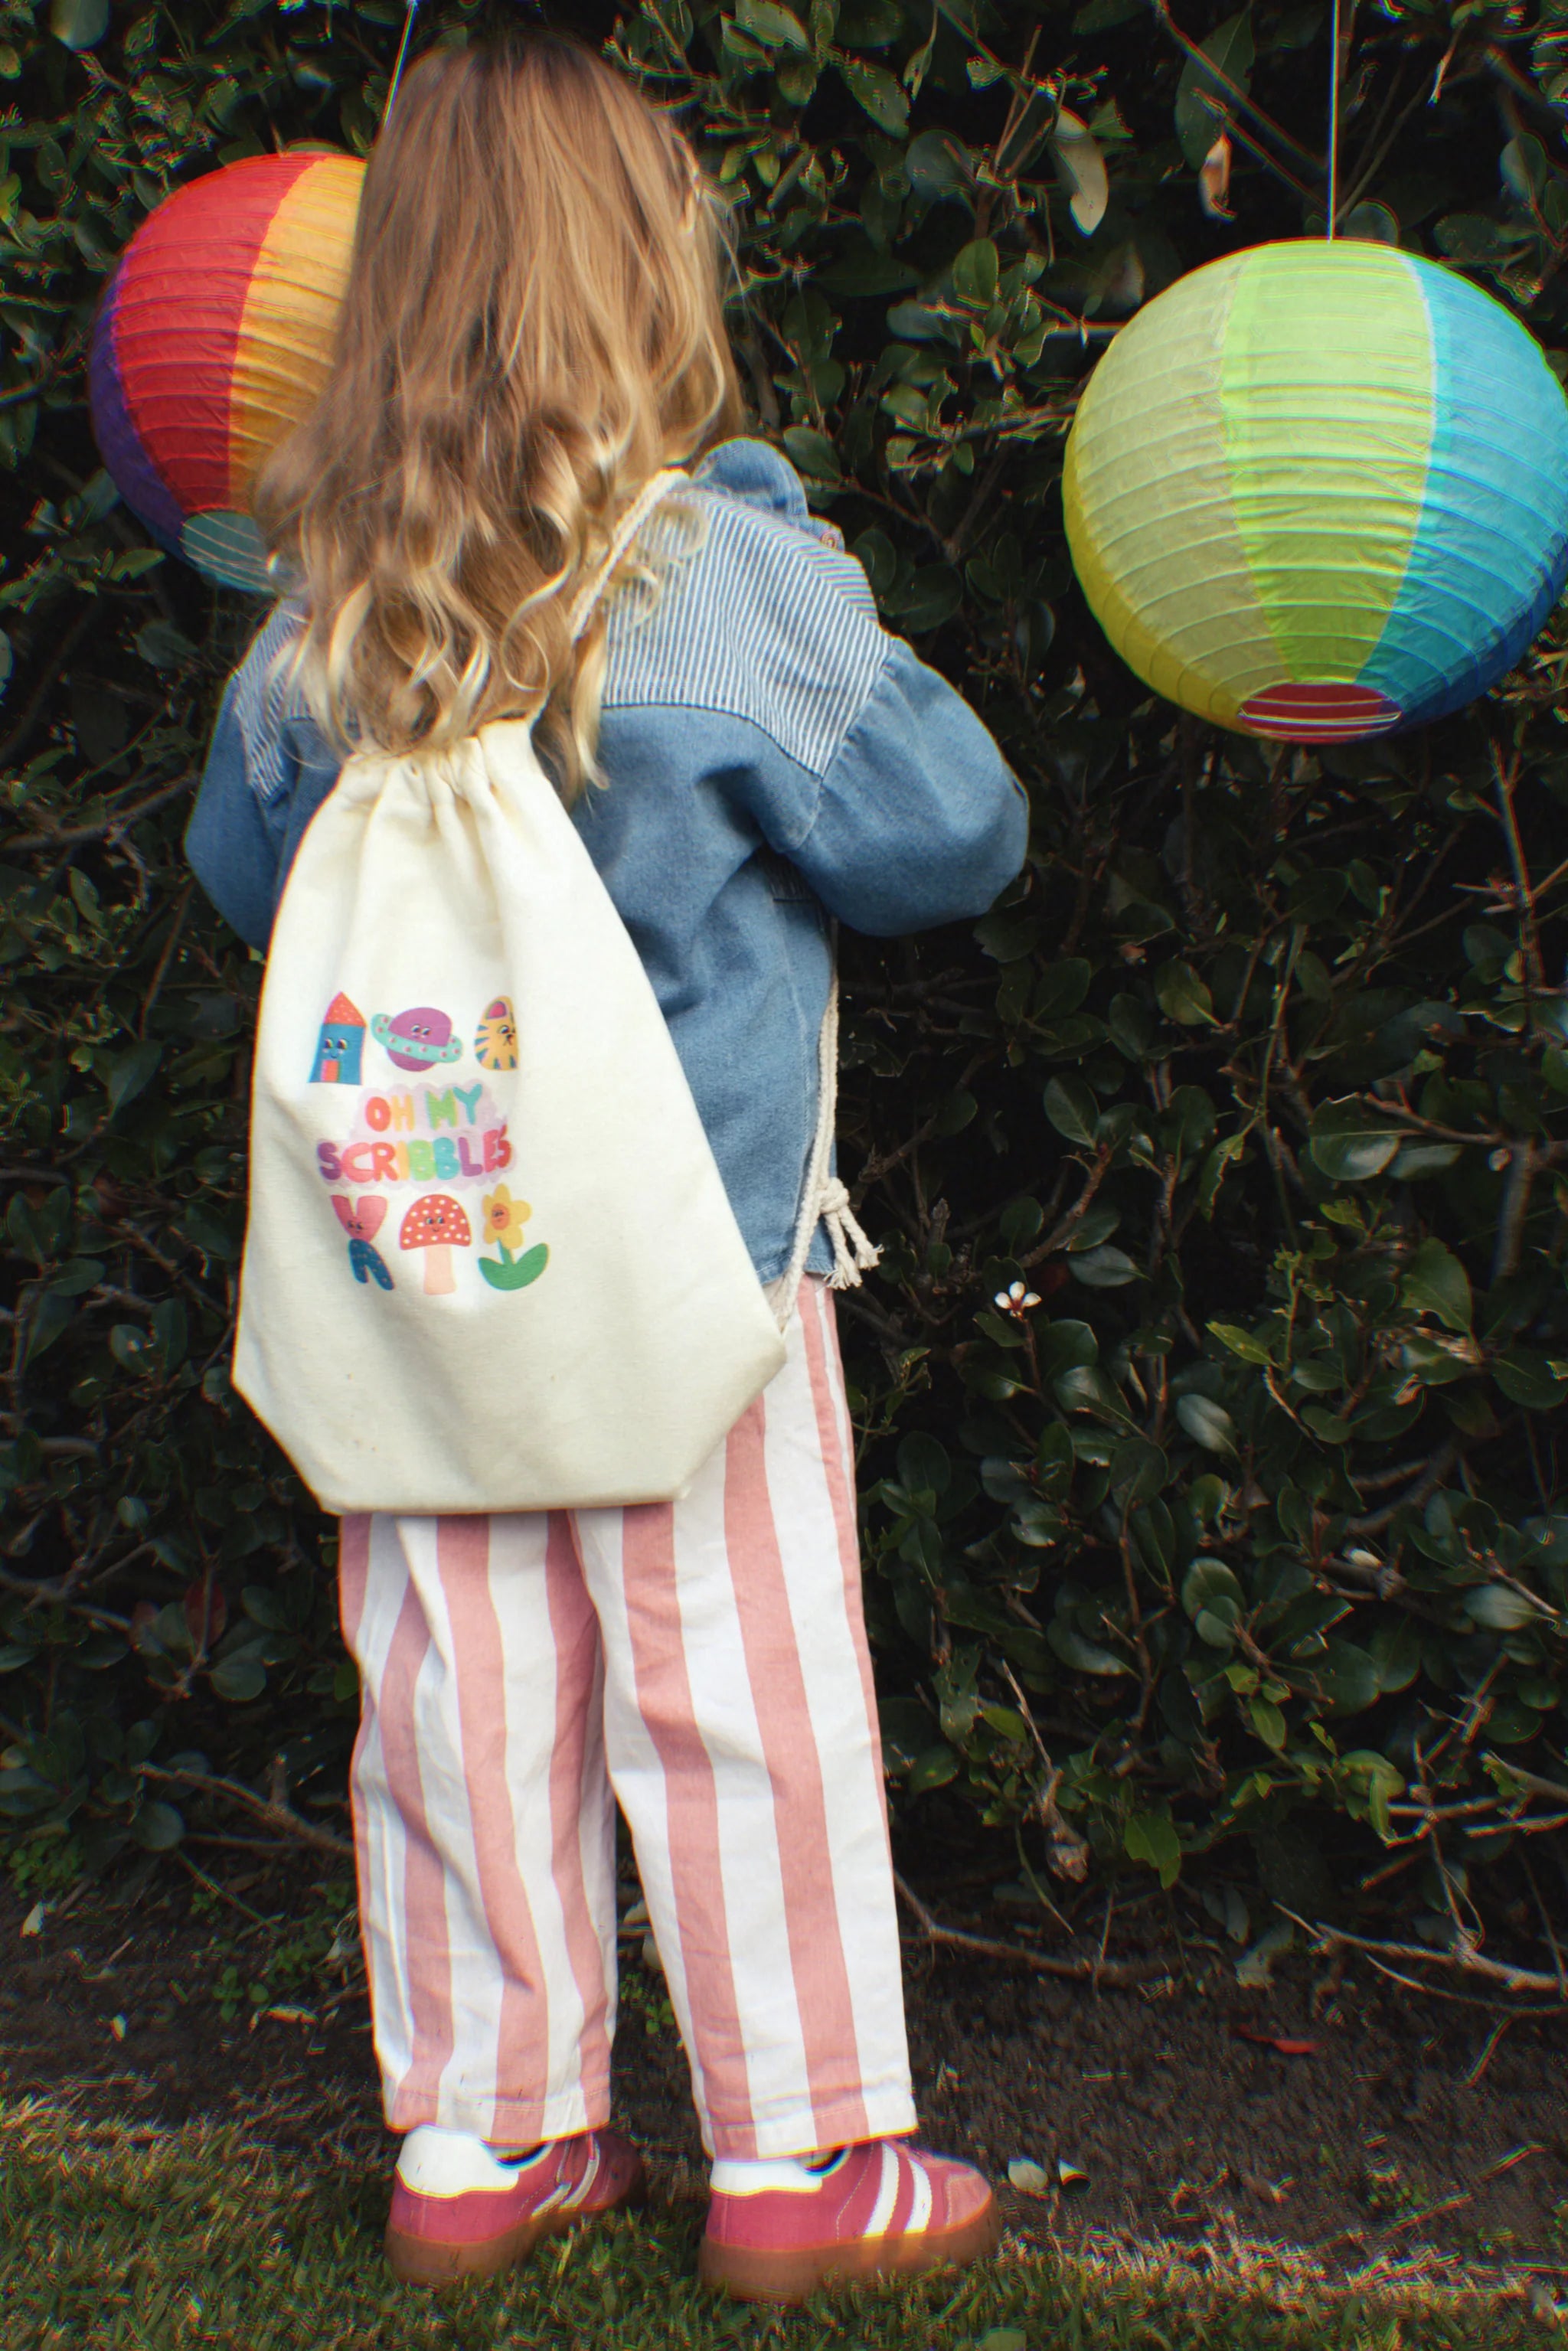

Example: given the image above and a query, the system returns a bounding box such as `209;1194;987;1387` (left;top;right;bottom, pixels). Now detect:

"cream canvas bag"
234;472;876;1517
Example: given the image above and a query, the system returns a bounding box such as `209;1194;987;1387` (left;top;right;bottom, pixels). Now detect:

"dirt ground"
2;1852;1565;2299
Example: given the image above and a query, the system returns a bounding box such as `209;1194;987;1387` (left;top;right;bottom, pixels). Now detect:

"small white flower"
995;1281;1043;1318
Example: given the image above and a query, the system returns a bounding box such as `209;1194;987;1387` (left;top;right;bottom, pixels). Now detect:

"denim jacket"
186;440;1029;1283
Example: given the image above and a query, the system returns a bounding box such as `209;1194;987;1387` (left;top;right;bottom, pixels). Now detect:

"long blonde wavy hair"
253;33;742;792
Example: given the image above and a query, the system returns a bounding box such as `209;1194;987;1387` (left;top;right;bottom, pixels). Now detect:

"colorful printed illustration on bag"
398;1192;472;1294
478;1183;548;1291
371;1005;462;1073
309;993;366;1085
331;1193;394;1289
474;997;518;1072
317;1082;511;1192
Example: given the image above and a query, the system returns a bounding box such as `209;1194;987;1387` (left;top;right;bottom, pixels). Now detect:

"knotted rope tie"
818;1176;881;1291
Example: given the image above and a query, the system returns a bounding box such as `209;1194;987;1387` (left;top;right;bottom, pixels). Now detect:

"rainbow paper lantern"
1063;241;1568;743
90;153;364;593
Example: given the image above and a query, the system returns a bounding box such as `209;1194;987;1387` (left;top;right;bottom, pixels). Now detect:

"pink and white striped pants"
338;1278;916;2161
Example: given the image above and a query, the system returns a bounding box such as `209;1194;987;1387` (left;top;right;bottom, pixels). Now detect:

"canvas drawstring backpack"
234;471;878;1516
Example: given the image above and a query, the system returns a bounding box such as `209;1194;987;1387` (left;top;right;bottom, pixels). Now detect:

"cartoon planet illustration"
310;991;366;1086
371;1006;462;1073
1063;240;1568;743
89;152;364;593
475;997;518;1072
398;1193;471;1294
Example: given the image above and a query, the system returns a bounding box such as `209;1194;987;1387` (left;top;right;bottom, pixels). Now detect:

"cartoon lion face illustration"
474;998;518;1072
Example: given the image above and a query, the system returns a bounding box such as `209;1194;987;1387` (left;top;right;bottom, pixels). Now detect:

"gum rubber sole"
385;2172;648;2287
697;2192;1001;2305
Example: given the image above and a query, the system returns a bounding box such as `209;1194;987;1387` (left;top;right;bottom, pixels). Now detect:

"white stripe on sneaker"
710;2156;841;2196
905;2151;934;2235
864;2142;902;2239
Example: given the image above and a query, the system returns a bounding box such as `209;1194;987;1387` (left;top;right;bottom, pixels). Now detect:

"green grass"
0;2099;1543;2351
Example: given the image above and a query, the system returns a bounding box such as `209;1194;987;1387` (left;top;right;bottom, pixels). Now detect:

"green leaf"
1183;1556;1243;1617
1124;1808;1182;1887
1208;1321;1272;1366
1249;1698;1287;1749
109;1324;153;1370
105;1041;162;1117
892;567;962;632
1198;1135;1247;1218
1176;1394;1238;1455
734;0;812;46
131;1799;185;1851
1390;1142;1461;1178
1493;1348;1568;1412
1043;1075;1097;1145
1155;960;1216;1026
1312;1639;1380;1714
1308;1105;1403;1183
1370;1620;1422;1693
1174;11;1255;170
1194;1603;1239;1651
1342;200;1399;245
904;129;972;201
780;426;841;482
1071;1246;1138;1288
951;238;999;309
133;619;199;672
1109;1435;1167;1506
1051;109;1109;236
836;54;909;133
1463;1584;1539;1631
906;1743;959;1793
50;0;109;49
210;1653;267;1703
1401;1237;1472;1333
897;1432;951;1497
1048;1618;1130;1676
24;1287;77;1367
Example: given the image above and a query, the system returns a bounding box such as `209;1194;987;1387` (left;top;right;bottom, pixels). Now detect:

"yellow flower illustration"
482;1185;531;1252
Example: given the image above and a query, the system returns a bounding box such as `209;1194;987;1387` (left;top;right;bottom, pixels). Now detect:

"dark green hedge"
2;0;1566;1967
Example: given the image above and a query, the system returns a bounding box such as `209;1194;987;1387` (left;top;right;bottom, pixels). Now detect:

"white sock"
397;2125;547;2195
710;2150;846;2196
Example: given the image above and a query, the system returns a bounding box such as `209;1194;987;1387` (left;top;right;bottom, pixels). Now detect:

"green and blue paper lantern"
1063;240;1568;743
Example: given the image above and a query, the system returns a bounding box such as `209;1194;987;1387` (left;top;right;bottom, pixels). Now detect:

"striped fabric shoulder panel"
232;488;890;805
230;599;313;808
602;488;889;777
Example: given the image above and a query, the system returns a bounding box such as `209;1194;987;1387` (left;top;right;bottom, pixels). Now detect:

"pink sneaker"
698;2140;1000;2304
385;2125;645;2286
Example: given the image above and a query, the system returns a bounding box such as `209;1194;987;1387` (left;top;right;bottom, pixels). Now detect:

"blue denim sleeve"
184;678;281;952
186;680;343;951
746;639;1029;937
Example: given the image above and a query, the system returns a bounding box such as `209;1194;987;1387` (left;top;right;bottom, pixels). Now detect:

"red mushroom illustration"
398;1193;471;1295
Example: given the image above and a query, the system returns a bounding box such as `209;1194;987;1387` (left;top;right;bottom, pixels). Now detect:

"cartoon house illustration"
309;993;367;1085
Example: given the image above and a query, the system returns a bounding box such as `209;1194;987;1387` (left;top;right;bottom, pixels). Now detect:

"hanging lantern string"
382;0;419;129
1325;0;1341;240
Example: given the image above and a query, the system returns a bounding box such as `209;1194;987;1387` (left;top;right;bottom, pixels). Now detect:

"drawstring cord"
819;1173;881;1291
772;953;880;1331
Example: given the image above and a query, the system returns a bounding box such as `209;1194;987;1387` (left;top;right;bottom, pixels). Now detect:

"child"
188;32;1027;2307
